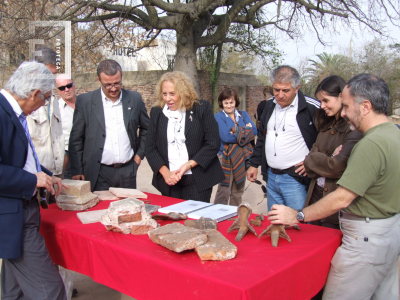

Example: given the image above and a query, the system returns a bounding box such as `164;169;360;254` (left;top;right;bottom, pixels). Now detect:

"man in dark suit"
69;60;149;191
0;61;66;299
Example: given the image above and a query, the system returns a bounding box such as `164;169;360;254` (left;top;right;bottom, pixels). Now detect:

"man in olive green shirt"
267;73;400;300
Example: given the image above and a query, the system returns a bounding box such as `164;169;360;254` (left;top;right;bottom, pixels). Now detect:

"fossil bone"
152;212;187;220
259;224;300;247
184;217;217;230
250;214;265;227
227;202;257;241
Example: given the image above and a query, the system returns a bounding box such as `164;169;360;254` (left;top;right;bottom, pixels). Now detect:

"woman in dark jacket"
146;71;225;202
302;76;363;229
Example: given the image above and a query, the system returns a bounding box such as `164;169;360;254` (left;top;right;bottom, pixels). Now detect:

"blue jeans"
266;168;308;211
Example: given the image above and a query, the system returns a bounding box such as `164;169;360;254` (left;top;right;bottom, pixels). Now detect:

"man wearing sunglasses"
26;46;65;180
69;59;150;191
56;77;76;179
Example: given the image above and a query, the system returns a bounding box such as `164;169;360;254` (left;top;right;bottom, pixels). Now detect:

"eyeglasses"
41;93;51;106
58;82;74;91
100;81;122;90
244;179;267;205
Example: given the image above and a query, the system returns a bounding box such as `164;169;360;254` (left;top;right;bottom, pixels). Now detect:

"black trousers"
64;152;72;180
309;184;340;230
93;159;138;191
1;201;66;300
169;175;212;203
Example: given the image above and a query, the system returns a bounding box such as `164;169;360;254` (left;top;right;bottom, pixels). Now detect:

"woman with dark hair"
146;71;224;202
302;75;363;229
214;88;257;206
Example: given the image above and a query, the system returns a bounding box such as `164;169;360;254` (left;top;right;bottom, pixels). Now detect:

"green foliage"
303;40;400;115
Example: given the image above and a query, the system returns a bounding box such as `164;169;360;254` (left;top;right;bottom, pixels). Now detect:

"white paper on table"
158;200;213;214
187;204;237;222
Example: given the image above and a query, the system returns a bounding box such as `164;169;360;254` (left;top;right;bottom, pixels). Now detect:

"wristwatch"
296;210;305;223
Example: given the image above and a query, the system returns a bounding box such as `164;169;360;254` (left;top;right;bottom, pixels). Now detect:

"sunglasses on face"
58;82;74;91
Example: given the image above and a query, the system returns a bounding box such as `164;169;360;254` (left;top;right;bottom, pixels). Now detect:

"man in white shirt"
27;46;64;178
0;61;66;300
69;60;150;191
247;65;320;211
56;77;76;179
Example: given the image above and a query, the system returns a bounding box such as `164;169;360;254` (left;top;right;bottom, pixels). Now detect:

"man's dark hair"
218;88;240;109
346;74;389;115
35;46;57;65
97;60;122;78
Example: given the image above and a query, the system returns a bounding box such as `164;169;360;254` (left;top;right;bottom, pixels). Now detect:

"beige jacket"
27;93;64;175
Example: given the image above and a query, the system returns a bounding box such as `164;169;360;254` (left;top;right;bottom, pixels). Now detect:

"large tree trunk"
212;43;223;114
174;29;200;93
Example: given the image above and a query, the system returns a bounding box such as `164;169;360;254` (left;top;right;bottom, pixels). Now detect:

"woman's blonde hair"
155;71;199;110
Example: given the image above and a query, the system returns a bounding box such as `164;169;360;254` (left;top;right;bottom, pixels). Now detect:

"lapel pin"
189;111;193;121
128;107;131;110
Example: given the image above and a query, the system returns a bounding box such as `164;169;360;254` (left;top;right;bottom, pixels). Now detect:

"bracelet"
188;161;193;169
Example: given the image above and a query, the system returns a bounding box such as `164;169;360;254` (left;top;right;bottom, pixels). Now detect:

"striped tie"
18;113;42;172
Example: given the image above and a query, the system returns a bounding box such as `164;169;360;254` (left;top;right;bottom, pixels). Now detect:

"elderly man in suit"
69;59;150;191
0;62;66;299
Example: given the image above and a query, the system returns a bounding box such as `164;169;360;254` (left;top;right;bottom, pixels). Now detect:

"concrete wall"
72;70;265;118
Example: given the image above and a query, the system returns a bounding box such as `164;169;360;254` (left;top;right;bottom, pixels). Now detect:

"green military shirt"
337;122;400;218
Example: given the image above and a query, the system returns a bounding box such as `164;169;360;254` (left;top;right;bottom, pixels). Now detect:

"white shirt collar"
1;89;23;116
273;93;298;110
222;109;241;121
59;98;67;108
101;88;122;105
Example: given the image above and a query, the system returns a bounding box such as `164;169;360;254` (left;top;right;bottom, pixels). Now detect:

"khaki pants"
214;154;245;206
323;212;400;300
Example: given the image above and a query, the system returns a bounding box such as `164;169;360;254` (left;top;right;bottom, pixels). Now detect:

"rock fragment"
195;229;237;261
57;180;99;211
100;198;158;234
148;223;208;253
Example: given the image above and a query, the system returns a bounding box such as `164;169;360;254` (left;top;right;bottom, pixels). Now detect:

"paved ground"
0;158;267;300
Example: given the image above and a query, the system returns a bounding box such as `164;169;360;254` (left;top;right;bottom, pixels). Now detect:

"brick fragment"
148;223;208;253
195;229;237;261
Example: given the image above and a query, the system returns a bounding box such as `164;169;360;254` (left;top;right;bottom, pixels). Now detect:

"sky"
275;18;400;68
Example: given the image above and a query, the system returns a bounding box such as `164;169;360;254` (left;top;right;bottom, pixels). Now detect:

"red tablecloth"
40;193;342;300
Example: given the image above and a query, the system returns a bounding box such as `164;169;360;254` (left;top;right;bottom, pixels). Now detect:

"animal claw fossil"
227;203;257;241
259;224;299;247
152;212;187;220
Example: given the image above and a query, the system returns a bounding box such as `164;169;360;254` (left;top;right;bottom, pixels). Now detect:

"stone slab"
195;229;237;261
60;179;91;197
77;209;107;224
57;180;99;210
93;190;122;201
109;188;148;199
57;196;99;211
148;223;208;253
